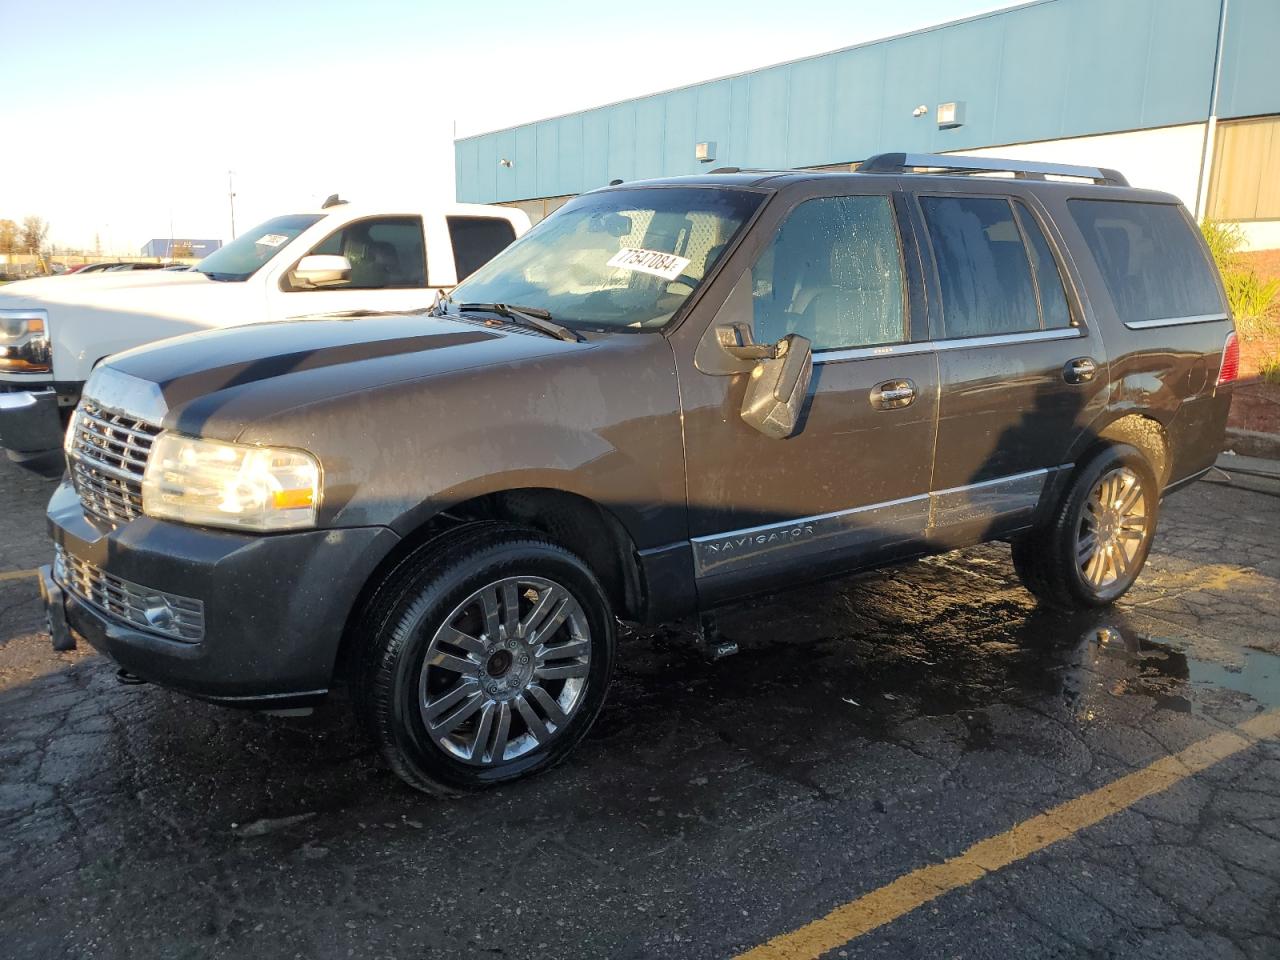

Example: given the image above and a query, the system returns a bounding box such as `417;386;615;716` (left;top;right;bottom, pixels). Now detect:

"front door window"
288;217;427;291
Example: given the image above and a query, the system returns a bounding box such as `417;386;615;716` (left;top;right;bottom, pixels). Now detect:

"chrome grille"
68;400;161;524
53;546;205;642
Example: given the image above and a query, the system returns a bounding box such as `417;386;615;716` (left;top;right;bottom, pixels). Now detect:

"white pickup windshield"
445;187;763;330
196;214;323;282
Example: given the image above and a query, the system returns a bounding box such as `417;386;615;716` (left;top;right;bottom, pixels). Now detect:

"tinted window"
296;217;426;291
1069;200;1224;321
921;196;1039;338
1014;202;1073;329
751;195;905;351
448;217;517;281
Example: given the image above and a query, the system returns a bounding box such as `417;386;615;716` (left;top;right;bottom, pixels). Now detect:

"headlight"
0;309;51;373
141;433;322;532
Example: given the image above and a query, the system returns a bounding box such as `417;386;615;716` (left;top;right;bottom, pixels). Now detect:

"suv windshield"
446;187;764;330
196;214;324;281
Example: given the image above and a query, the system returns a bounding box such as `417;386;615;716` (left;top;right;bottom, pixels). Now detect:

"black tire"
1012;444;1160;611
353;523;616;795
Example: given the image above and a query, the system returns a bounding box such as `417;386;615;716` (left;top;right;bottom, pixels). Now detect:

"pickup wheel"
1012;444;1159;611
353;524;616;796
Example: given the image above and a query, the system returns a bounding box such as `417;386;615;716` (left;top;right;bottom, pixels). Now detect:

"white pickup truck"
0;199;530;470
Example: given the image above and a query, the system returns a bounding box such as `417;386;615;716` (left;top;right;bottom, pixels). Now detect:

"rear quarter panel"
1035;189;1233;483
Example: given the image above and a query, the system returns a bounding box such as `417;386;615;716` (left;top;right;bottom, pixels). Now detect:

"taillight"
1217;331;1240;386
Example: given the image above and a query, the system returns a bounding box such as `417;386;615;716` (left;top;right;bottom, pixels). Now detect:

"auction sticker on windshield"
607;247;691;281
256;234;290;248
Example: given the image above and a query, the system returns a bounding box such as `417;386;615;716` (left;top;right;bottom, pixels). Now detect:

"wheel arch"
332;487;647;684
1069;410;1172;487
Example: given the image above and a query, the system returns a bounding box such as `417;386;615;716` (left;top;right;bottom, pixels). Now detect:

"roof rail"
856;152;1128;186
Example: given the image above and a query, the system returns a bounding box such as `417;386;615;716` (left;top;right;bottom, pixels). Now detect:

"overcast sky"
2;0;1006;254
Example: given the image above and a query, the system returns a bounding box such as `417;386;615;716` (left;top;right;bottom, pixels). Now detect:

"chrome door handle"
1063;357;1097;384
870;379;916;410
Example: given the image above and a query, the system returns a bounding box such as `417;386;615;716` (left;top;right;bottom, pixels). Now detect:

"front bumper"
0;387;62;455
44;479;400;707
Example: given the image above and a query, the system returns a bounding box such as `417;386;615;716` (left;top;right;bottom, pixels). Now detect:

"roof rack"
856;152;1128;186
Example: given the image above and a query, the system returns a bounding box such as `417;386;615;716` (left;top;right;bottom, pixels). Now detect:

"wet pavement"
2;457;1279;959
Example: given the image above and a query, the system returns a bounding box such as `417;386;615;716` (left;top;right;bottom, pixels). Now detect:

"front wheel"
354;524;616;795
1013;444;1159;610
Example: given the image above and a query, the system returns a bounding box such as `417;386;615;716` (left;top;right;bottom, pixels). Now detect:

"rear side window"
920;196;1039;338
1013;202;1073;330
1068;200;1224;321
448;216;517;281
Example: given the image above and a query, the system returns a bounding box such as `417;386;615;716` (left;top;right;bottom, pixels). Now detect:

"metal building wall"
455;0;1280;206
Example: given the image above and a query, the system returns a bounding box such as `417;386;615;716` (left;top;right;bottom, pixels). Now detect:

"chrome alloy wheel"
1077;466;1148;590
418;576;592;766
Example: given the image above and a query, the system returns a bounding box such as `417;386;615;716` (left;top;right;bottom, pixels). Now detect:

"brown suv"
41;153;1237;793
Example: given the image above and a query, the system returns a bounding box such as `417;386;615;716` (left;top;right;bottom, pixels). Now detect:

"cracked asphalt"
2;456;1279;960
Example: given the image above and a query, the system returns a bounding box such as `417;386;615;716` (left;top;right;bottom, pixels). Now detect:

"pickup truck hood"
0;271;261;378
93;313;586;441
0;270;253;322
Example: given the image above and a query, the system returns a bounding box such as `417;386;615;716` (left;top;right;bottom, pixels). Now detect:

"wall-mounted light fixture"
912;105;928;118
695;141;717;163
936;101;966;129
498;158;513;168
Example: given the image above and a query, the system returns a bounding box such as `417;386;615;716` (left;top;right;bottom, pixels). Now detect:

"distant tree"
20;216;50;254
0;219;16;256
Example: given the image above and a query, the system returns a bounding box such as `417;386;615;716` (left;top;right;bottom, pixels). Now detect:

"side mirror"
291;254;351;288
740;333;813;439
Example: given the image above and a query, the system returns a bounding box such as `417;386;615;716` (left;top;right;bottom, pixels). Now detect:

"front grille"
68;401;161;524
54;546;205;642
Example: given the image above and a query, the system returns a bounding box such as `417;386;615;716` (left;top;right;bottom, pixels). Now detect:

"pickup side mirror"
739;333;813;440
291;254;352;288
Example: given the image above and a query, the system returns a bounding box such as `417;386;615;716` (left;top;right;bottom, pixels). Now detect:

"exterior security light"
499;158;513;168
695;141;717;163
912;105;928;117
937;101;966;129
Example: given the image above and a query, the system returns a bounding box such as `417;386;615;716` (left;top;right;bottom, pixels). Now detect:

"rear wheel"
1013;444;1159;610
354;524;615;795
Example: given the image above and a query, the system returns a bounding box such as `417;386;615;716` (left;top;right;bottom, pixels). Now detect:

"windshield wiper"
456;302;581;343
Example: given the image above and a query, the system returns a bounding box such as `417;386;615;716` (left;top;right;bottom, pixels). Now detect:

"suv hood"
94;313;585;441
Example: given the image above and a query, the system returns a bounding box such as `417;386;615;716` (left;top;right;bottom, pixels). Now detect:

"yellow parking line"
735;709;1280;960
0;568;39;582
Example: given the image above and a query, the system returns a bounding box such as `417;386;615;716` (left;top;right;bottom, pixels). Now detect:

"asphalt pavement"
1;457;1278;959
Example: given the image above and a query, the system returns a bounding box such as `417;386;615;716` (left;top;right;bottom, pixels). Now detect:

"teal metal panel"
1143;0;1221;125
695;80;733;170
608;103;636;185
829;44;886;168
1218;0;1280;120
664;88;698;176
878;30;942;154
786;57;833;168
634;97;666;179
455;0;1236;203
992;0;1073;144
557;116;583;197
535;123;558;199
728;76;751;167
514;126;537;200
1061;1;1155;136
581;110;610;192
932;14;1003;150
743;65;790;169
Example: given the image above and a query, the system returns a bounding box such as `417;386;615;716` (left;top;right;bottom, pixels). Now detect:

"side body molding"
691;467;1066;579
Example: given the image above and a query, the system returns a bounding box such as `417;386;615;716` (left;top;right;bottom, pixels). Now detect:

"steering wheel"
666;272;701;292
